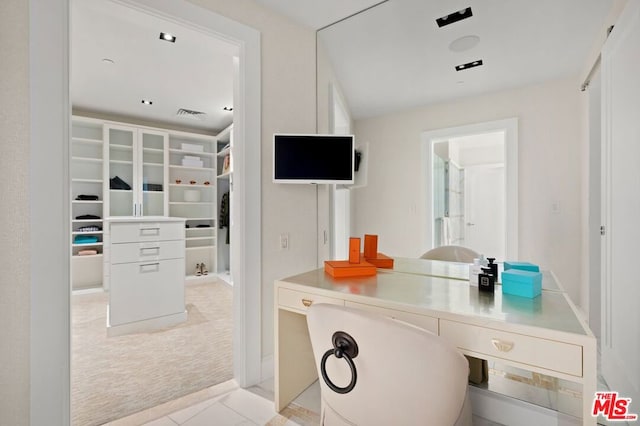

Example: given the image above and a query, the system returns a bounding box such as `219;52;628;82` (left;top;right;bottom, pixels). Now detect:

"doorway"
29;0;261;423
422;118;518;260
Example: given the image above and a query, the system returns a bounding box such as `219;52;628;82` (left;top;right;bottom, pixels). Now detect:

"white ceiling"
315;0;615;119
71;0;237;133
72;0;616;129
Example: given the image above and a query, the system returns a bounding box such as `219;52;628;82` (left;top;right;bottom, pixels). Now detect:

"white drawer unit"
110;220;184;243
345;301;439;334
110;240;184;265
278;287;344;313
106;217;187;335
439;319;583;377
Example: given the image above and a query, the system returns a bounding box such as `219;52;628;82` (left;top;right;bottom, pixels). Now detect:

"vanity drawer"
346;301;438;334
111;240;185;264
278;288;344;313
439;320;582;377
110;221;184;243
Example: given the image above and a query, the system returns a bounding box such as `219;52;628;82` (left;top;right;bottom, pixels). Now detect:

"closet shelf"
169;165;214;171
217;146;231;157
169;201;213;205
186;245;215;251
170;183;212;188
110;159;133;165
72;242;104;248
72;156;102;163
72;253;103;259
72;178;103;184
72;231;104;235
72;200;103;204
109;144;133;151
169;148;215;157
72;137;103;145
73;219;104;223
186;236;215;241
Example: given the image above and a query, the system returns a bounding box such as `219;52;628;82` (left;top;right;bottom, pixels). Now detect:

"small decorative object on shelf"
361;234;394;268
175;179;182;184
204;181;211;185
349;237;360;264
190;180;196;185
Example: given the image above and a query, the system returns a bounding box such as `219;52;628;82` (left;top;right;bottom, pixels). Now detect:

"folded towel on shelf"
74;235;99;244
76;225;102;232
77;249;98;256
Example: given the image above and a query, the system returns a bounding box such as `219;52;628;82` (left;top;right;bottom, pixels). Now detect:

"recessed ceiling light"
223;106;233;111
159;32;176;43
141;99;153;105
449;35;480;52
101;58;114;64
455;59;483;72
436;7;473;28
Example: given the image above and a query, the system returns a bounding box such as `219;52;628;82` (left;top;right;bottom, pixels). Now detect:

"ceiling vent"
176;108;206;120
436;7;473;28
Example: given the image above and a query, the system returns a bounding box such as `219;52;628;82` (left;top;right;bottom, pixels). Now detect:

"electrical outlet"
280;233;289;250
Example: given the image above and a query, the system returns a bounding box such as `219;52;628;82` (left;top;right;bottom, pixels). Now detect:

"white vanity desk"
274;259;596;425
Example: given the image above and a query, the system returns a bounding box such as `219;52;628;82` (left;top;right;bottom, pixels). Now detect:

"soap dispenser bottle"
469;258;482;286
478;267;495;293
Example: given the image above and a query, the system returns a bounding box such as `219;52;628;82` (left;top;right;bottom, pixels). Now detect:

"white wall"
186;0;319;361
354;77;585;305
1;0;319;423
0;1;31;424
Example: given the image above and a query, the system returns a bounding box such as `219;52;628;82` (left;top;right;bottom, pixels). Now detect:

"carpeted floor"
71;280;233;426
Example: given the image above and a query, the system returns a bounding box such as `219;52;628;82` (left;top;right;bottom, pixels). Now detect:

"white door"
464;165;505;260
601;0;640;407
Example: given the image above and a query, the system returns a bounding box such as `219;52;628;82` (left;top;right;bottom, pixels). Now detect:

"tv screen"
273;134;354;184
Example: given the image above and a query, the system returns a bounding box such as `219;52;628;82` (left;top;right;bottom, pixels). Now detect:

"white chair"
307;303;472;426
419;245;479;263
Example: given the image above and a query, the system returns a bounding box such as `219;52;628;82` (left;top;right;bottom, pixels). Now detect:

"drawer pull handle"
491;339;514;352
140;262;160;272
140;227;160;234
140;247;160;254
302;299;313;307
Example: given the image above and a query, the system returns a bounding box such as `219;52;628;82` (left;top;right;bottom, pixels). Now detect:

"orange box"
349;237;361;264
324;260;377;277
362;252;394;269
363;234;378;258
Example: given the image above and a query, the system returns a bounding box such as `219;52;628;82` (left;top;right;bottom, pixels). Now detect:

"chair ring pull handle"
320;331;359;394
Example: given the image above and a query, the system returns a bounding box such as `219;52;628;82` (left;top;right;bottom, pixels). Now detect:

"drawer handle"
140;247;160;255
140;262;160;272
140;227;160;235
491;338;514;352
301;299;313;307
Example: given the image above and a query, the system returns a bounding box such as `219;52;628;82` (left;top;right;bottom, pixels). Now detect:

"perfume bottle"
478;267;495;293
487;257;498;282
469;258;482;286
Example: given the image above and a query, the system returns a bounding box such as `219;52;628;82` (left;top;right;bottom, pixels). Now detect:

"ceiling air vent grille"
176;108;206;120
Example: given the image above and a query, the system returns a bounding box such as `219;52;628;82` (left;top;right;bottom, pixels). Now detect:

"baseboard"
469;386;581;426
261;354;274;382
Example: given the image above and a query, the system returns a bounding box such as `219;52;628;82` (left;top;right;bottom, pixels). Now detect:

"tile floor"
103;366;616;426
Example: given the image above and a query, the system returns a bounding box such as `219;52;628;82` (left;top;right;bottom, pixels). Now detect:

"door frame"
421;118;518;259
29;0;261;422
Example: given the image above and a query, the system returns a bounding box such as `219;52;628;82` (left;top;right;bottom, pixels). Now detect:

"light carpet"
71;280;233;426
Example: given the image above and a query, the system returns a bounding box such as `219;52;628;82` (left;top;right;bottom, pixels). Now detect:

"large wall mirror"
316;0;613;280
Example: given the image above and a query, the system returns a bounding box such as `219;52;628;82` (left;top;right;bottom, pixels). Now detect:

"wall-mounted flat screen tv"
273;134;355;184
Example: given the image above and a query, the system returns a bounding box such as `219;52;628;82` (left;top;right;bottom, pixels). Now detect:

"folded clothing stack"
75;194;99;201
74;235;99;244
76;225;102;232
110;175;131;190
182;155;203;168
75;214;101;220
77;249;99;256
142;183;163;191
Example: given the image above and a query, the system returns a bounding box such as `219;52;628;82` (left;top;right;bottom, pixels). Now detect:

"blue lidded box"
503;261;540;273
501;269;542;298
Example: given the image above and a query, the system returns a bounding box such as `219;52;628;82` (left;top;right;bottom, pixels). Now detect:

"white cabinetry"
104;124;168;218
106;217;186;336
71;117;105;290
168;131;217;279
